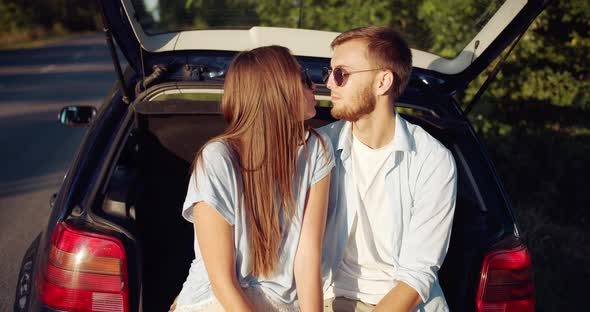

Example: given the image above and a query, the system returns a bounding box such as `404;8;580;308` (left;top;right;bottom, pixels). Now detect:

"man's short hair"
331;26;412;100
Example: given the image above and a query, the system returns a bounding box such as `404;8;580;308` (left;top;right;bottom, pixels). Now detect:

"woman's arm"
294;174;331;312
194;202;254;312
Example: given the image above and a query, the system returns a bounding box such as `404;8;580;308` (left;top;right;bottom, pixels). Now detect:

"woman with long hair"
173;45;334;312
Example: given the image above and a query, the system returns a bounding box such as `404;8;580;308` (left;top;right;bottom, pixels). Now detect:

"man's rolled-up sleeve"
392;147;457;303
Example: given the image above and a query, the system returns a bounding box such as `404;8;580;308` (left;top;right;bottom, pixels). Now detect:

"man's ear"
375;70;394;96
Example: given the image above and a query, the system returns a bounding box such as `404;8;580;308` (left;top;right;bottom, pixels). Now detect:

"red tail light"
476;244;534;312
38;222;129;312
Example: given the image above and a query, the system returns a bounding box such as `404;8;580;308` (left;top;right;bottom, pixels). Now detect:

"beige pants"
324;297;376;312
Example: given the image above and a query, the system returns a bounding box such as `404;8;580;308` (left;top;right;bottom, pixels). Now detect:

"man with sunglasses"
320;26;457;312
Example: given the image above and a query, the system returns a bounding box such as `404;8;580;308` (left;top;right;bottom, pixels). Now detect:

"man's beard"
330;84;376;122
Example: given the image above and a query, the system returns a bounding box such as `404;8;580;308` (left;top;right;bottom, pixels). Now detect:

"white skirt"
174;287;299;312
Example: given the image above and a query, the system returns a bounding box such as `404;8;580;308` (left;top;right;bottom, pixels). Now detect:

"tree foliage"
3;0;589;112
0;0;34;33
1;0;99;32
155;0;589;111
464;0;589;114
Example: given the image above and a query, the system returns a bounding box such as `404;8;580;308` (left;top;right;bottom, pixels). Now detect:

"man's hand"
374;281;422;312
169;295;178;312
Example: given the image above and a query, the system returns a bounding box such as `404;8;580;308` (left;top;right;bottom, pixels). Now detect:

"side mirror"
58;106;97;127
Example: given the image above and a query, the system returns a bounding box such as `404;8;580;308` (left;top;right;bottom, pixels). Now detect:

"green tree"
416;0;501;58
0;0;35;33
0;0;99;35
463;0;590;116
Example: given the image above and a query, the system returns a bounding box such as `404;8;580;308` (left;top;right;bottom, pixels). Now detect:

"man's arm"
374;281;422;312
386;147;457;310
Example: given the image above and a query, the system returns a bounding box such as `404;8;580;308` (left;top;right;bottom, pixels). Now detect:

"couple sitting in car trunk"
171;26;457;312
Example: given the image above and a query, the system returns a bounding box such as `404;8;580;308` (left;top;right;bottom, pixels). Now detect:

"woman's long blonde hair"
194;46;308;277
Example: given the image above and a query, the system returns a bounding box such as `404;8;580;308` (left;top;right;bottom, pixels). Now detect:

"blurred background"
0;1;115;312
0;0;588;311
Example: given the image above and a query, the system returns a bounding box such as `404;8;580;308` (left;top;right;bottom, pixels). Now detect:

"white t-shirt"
329;132;398;304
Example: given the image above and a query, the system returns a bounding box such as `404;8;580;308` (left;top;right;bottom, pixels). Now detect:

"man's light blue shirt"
320;112;457;312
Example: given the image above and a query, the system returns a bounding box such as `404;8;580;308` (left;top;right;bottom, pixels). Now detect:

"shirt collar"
336;110;415;162
336;120;353;161
391;111;414;153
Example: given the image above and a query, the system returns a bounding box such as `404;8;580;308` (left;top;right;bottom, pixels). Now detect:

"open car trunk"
97;99;513;312
135;100;227;311
98;99;230;311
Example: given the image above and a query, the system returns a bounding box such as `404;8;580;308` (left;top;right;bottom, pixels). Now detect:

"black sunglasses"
301;68;313;90
322;67;382;87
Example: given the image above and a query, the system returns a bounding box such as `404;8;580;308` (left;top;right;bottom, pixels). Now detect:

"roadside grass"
0;28;96;50
517;205;589;311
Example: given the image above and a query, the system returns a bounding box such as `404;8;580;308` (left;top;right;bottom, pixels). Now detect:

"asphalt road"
0;34;117;312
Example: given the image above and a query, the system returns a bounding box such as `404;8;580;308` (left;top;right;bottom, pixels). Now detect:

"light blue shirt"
177;130;335;307
320;113;457;312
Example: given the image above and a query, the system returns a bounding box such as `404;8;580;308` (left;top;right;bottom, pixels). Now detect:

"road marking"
0;63;114;75
39;64;56;73
0;172;65;197
0;99;102;118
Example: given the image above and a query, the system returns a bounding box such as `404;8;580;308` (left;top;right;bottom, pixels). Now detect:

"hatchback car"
14;0;550;311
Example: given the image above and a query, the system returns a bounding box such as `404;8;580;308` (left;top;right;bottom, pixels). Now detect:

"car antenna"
297;0;304;28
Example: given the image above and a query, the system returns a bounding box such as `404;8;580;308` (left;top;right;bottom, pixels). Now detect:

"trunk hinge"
97;3;133;105
464;30;525;116
135;65;167;95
